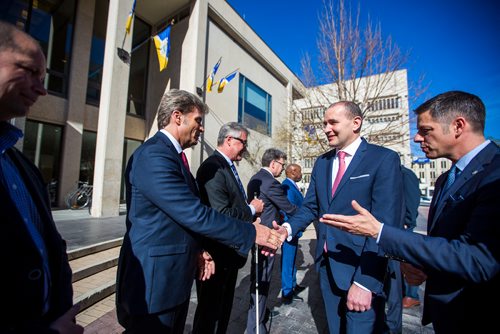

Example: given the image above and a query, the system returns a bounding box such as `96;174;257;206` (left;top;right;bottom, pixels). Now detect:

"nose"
199;125;205;133
34;79;47;96
413;133;423;143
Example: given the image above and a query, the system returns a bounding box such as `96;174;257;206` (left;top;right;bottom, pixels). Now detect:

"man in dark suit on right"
246;148;298;334
321;91;500;333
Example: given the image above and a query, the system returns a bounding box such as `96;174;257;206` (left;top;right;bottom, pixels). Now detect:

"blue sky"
227;0;500;152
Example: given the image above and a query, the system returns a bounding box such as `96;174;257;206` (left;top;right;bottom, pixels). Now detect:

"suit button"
28;269;42;280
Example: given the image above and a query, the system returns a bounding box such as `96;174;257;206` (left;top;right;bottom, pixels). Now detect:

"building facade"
2;0;304;216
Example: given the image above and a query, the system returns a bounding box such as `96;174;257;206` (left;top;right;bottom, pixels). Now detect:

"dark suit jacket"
379;142;500;332
401;166;420;230
196;151;253;269
116;132;256;317
0;147;73;333
247;168;297;228
288;138;403;294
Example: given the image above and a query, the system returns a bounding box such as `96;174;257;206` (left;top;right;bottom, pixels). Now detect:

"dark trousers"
319;256;386;334
118;299;189;334
192;266;239;334
384;260;403;333
246;247;276;334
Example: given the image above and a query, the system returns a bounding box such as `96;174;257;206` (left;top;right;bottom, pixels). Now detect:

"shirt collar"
454;139;490;172
338;136;362;157
0;121;23;154
216;149;233;166
160;129;182;154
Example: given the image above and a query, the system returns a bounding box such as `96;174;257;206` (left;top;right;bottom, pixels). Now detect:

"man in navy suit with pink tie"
282;101;403;333
322;91;500;333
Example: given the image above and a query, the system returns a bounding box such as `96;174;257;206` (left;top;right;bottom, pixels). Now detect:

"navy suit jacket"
196;151;253;269
247;169;297;228
288;138;403;294
282;178;304;208
379;142;500;332
1;147;73;333
116;132;256;317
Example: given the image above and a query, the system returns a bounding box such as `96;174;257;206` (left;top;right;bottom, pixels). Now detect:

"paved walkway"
54;206;434;333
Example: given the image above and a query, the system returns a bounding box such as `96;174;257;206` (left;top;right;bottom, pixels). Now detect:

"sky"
227;0;500;154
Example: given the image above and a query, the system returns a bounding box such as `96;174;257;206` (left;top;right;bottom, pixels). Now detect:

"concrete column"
57;0;96;207
179;0;208;173
91;0;134;217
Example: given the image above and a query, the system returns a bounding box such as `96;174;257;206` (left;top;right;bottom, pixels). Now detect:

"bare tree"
288;0;427;167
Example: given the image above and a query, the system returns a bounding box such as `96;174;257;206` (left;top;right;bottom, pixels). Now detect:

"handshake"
253;218;288;256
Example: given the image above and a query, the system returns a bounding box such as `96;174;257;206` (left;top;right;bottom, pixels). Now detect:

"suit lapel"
329;140;367;204
214;151;246;201
429;142;498;233
157;132;199;195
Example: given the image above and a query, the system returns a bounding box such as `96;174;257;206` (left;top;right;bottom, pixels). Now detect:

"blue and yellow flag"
206;58;221;92
153;24;172;72
125;0;137;34
217;70;238;93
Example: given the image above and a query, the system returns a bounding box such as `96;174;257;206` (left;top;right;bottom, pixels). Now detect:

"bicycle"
65;181;93;210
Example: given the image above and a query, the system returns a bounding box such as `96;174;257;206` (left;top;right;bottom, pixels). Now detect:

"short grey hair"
261;148;287;167
0;20;40;54
217;122;249;146
157;89;208;130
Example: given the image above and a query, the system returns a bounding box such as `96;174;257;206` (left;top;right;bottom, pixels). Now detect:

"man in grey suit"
322;91;500;333
193;122;264;334
246;148;298;334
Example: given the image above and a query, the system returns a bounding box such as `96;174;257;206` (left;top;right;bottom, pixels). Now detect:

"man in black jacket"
0;20;82;334
193;122;264;333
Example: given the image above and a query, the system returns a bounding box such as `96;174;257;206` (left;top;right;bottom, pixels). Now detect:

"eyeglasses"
229;136;248;147
274;160;286;168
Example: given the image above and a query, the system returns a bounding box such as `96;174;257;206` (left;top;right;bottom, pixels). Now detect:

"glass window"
86;0;109;105
238;75;272;135
121;138;142;201
22;120;63;206
80;131;97;184
127;17;150;117
1;0;77;97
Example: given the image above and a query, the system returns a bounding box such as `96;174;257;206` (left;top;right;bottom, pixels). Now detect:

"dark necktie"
230;164;247;200
437;165;459;203
180;151;190;172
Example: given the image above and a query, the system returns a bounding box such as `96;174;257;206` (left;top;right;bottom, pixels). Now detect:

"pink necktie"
331;151;346;196
325;150;347;253
180;151;190;172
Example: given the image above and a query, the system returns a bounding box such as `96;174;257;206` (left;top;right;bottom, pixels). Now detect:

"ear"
172;110;183;125
352;116;362;132
453;117;466;137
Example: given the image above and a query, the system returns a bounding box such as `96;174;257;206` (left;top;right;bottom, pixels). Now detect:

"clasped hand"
253;218;287;256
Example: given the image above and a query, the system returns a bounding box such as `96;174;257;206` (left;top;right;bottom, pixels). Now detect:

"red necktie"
180;151;190;172
332;151;346;196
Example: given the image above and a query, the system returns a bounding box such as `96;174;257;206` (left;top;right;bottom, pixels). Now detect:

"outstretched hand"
253;219;284;256
319;200;382;239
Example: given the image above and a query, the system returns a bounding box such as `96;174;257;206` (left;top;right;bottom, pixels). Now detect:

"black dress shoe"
294;284;306;294
282;293;304;305
264;308;280;322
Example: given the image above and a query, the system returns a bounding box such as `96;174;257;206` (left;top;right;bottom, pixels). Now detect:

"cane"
254;192;260;334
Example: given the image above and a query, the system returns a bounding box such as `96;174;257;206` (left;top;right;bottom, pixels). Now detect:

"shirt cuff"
353;281;371;292
282;222;293;242
376;223;384;243
249;204;256;216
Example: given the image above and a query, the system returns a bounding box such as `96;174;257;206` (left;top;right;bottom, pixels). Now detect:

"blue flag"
217;70;238;93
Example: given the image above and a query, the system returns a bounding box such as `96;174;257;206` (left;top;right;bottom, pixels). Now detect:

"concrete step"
68;239;122;321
